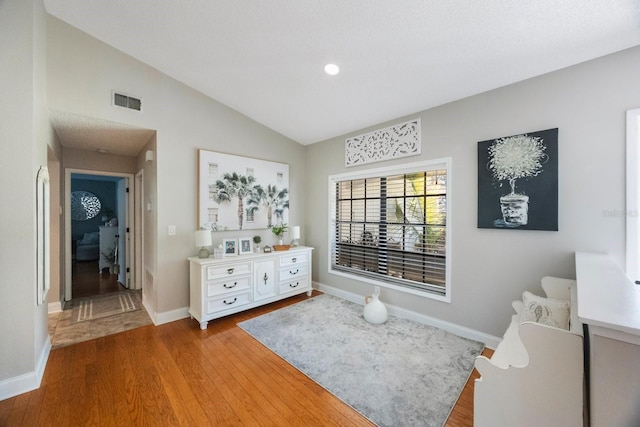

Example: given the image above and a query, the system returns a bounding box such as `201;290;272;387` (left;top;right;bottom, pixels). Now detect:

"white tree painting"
488;134;546;226
478;129;558;230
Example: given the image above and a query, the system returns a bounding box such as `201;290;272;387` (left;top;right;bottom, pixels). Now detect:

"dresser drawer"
279;253;308;268
279;264;309;282
207;292;251;314
206;261;251;280
279;276;309;294
207;276;250;297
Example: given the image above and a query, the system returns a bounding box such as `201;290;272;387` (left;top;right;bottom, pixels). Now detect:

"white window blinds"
329;160;450;298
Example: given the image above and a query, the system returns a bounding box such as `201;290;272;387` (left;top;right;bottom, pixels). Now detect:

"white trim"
48;301;62;313
327;157;452;303
134;170;144;291
154;306;190;325
313;281;500;349
0;336;51;400
626;108;640;282
142;299;156;324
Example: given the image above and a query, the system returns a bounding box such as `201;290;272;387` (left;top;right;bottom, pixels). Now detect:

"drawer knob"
289;282;299;288
263;273;269;284
289;268;299;275
227;268;235;274
291;257;297;263
223;297;237;305
223;282;237;289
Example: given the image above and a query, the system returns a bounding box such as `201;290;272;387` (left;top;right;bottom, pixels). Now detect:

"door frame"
627;108;640;283
64;168;135;301
134;170;144;292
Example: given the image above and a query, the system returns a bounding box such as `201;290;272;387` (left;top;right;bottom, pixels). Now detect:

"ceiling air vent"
112;91;142;112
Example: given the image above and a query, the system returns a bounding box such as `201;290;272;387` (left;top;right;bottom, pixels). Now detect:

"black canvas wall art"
477;128;558;231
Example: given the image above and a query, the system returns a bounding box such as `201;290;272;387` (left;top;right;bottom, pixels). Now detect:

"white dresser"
189;246;313;330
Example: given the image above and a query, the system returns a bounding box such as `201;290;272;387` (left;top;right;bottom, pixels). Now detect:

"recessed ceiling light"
97;149;109;154
324;63;340;76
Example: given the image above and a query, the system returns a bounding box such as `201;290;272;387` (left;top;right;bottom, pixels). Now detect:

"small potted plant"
101;248;119;275
252;235;262;252
271;223;288;250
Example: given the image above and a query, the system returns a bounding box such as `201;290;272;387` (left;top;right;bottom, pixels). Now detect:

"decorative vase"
499;193;529;226
363;292;388;324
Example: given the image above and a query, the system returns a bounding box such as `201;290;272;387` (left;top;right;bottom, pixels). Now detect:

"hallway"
48;260;151;348
72;260;123;298
48;290;152;348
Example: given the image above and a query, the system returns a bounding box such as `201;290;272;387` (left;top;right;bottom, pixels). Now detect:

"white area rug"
238;294;484;427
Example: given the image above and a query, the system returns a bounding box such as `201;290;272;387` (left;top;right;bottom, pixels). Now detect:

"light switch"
168;225;176;235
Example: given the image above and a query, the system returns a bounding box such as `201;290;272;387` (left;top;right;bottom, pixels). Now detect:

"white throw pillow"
520;291;570;330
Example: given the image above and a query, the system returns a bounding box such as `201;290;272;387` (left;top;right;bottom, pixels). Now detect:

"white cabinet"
189;246;313;330
254;259;276;301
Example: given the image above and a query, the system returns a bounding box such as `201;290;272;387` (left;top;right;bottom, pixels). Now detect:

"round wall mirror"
71;190;102;221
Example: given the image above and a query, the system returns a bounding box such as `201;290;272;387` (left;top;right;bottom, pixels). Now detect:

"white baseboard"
142;299;156;324
154;306;190;326
313;281;501;349
48;301;62;313
0;335;51;401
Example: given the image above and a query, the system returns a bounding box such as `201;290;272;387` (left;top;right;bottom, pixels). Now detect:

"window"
329;159;451;301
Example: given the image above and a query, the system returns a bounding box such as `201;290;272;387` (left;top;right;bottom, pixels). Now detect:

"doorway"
65;169;136;302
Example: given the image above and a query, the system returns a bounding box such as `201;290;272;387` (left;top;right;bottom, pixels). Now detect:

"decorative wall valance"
345;118;421;167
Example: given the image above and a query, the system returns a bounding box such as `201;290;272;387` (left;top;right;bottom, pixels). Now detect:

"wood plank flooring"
72;260;124;299
1;291;492;426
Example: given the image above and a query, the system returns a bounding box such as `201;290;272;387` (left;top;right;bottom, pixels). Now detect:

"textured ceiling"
49;110;155;157
44;1;640;145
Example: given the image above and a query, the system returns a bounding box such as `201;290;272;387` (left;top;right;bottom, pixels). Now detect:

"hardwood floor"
72;260;125;299
2;291;492;426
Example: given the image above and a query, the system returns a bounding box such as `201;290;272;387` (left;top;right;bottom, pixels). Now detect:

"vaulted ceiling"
45;1;640;145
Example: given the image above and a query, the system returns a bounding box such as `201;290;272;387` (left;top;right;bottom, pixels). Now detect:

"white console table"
189;246;313;330
576;252;640;427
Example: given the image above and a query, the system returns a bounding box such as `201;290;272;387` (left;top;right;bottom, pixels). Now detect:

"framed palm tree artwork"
198;150;290;231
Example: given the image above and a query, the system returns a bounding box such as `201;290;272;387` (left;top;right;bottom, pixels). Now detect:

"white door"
117;178;130;287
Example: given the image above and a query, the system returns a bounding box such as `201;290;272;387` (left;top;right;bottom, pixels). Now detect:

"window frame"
328;158;452;302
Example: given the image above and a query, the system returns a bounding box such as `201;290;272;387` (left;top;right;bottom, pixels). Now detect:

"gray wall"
47;16;307;317
0;0;52;384
136;135;158;309
306;45;640;338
